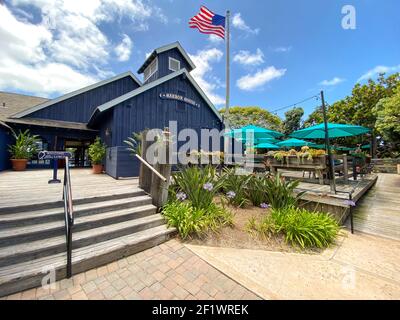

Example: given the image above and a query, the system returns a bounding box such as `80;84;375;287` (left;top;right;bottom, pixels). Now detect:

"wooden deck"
347;174;400;240
289;172;379;223
0;169;139;210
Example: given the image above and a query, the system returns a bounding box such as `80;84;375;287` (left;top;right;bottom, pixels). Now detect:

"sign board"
159;93;200;108
39;151;72;160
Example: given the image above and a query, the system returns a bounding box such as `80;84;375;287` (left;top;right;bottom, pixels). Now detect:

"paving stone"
4;240;259;301
82;281;97;295
71;290;88;300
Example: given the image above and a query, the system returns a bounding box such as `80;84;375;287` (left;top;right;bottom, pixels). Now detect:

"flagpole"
224;10;230;128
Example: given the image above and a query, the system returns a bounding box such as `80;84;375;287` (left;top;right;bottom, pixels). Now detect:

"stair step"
0;203;158;246
0;189;148;214
0;225;177;297
0;212;164;266
0;195;153;229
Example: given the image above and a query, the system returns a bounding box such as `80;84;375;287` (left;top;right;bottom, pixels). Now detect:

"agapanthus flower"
203;182;213;191
176;192;187;201
260;203;270;209
344;199;356;207
226;191;236;199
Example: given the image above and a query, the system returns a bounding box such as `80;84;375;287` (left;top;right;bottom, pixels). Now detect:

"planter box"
265;155;327;169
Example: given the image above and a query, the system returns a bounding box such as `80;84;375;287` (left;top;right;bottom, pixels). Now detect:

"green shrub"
88;137;107;165
172;166;224;209
245;175;269;206
8;129;40;160
163;201;232;239
263;174;304;209
246;215;276;237
271;207;340;248
221;168;251;207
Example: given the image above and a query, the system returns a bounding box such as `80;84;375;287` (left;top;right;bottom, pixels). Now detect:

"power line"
269;94;320;114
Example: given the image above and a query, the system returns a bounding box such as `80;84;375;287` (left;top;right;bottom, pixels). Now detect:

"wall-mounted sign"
159;93;200;108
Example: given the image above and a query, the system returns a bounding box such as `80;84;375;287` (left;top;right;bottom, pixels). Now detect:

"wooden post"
343;155;348;182
139;129;152;193
150;128;172;208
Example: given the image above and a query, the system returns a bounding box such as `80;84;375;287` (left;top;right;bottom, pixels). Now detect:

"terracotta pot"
92;164;103;174
11;159;28;171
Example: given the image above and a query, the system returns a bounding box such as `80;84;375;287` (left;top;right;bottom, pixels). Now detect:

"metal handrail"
135;154;167;182
63;157;74;278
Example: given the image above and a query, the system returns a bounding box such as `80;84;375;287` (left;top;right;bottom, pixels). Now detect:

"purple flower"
344;199;356;207
226;191;236;199
203;182;213;191
260;203;270;209
176;192;187;201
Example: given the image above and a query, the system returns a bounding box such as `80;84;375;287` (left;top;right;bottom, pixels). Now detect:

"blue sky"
1;0;399;118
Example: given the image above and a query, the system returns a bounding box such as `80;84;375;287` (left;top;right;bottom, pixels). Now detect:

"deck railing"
62;157;74;278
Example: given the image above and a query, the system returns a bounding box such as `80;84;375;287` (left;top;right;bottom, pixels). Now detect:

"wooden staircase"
0;189;175;297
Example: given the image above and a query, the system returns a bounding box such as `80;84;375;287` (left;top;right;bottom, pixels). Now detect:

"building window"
169;57;181;72
176;90;186;112
144;57;158;81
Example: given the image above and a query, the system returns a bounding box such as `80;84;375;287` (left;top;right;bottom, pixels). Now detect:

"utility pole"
321;90;336;193
224;10;230;127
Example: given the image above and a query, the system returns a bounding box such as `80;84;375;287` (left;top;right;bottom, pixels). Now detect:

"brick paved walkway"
2;239;260;300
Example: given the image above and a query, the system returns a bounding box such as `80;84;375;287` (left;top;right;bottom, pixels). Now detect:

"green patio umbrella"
253;142;279;149
276;138;317;148
225;125;284;140
313;144;335;150
255;137;281;144
290;123;370;139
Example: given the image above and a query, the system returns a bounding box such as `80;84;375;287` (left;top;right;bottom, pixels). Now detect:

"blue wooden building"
0;42;224;178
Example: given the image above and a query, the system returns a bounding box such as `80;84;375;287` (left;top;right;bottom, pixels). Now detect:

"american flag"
189;6;226;39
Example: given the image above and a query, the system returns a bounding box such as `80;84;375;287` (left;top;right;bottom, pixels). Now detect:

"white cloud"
189;48;225;106
208;34;224;44
0;1;165;96
232;13;259;35
233;49;264;66
236;66;286;91
358;64;400;82
274;46;292;53
319;77;345;86
115;34;132;62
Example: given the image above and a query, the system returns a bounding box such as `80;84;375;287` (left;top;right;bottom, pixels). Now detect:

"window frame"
144;57;158;82
168;57;181;72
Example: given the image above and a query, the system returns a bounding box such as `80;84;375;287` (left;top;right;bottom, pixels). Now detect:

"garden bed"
185;203;326;254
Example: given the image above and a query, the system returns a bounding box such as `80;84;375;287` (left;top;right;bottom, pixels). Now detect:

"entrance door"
64;140;92;167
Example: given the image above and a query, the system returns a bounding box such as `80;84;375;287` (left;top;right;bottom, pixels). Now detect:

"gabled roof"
137;42;196;74
0;91;48;122
5;118;98;131
11;71;142;119
88;68;222;126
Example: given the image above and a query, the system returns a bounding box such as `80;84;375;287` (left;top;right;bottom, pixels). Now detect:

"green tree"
303;107;324;128
282;107;304;135
220;106;282;131
373;84;400;155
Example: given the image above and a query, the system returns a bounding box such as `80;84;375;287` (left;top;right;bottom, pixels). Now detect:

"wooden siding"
105;146;139;178
111;74;222;147
0;127;11;171
27;76;139;123
144;48;192;85
103;73;222;177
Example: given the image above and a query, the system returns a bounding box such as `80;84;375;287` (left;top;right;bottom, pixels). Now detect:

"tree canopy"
282;107;304;135
373;83;400;154
220;106;282;131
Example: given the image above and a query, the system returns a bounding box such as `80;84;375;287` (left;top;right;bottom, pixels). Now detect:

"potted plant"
88;137;107;174
8;129;40;171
